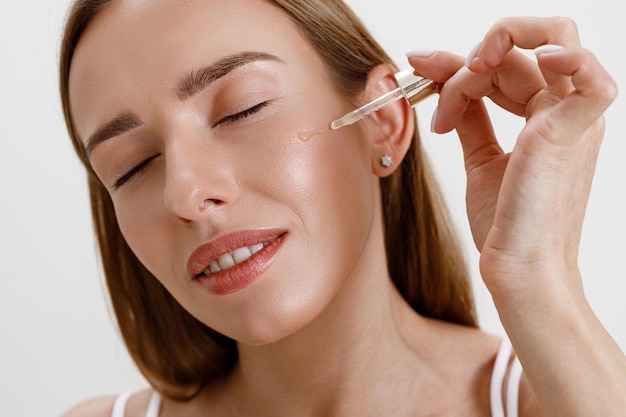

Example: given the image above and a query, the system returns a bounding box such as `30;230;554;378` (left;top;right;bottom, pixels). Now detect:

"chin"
220;293;331;347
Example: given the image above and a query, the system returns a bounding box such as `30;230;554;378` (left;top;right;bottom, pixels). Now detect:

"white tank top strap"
110;390;162;417
507;355;523;417
490;338;523;417
111;392;133;417
146;391;162;417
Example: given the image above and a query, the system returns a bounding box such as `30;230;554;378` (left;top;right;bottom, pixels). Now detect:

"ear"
361;64;416;178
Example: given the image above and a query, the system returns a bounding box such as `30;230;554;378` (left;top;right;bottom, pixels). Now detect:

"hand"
408;19;626;415
407;17;617;296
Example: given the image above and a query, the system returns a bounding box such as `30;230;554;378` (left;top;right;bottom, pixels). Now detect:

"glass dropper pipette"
331;68;436;130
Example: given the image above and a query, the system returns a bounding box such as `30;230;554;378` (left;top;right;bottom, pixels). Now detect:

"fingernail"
465;41;483;68
533;44;564;56
406;49;435;58
430;106;439;133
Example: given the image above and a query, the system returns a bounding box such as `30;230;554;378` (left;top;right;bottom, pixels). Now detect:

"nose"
162;139;238;224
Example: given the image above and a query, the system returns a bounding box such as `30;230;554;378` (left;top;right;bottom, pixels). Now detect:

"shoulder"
443;326;547;416
60;389;154;417
59;395;117;417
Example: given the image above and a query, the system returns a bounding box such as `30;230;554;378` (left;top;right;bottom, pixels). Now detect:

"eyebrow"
85;51;283;157
175;51;283;101
85;111;143;157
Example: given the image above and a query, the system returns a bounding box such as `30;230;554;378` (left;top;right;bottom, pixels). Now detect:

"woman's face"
69;0;383;344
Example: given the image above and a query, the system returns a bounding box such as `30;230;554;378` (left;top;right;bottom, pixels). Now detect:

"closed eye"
215;101;271;126
113;154;160;190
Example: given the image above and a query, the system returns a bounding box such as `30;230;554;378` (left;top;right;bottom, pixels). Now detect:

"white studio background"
1;1;624;416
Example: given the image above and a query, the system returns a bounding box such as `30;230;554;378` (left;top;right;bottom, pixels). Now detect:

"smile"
188;229;287;295
201;242;268;276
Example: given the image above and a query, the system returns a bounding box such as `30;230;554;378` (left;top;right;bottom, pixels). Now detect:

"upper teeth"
203;242;267;275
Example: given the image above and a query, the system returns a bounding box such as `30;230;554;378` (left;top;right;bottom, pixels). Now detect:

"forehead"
68;0;319;141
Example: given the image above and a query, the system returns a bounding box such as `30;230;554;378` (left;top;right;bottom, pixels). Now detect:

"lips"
187;229;286;295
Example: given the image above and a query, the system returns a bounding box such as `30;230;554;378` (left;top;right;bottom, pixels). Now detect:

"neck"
223;216;440;416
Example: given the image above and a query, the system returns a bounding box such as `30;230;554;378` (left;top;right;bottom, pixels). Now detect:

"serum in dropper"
330;68;436;130
294;68;436;142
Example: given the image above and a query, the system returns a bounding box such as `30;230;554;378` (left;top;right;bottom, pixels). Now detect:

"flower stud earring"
381;154;393;168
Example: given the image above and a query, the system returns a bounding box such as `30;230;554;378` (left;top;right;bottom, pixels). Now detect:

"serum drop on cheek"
296;129;326;142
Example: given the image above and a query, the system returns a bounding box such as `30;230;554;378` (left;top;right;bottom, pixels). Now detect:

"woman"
59;0;626;416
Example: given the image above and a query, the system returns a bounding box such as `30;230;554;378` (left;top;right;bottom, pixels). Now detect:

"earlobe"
362;64;416;178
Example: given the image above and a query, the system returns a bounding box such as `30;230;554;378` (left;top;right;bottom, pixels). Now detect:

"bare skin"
408;16;626;417
61;1;624;416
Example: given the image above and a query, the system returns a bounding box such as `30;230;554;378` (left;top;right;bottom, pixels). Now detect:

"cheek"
114;203;144;252
304;132;378;262
242;118;376;234
112;193;182;287
250;123;378;277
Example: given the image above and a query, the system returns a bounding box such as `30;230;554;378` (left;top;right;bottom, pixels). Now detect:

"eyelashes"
214;101;271;126
112;102;271;190
113;154;160;190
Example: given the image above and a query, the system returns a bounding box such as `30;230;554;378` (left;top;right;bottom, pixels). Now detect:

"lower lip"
195;234;286;295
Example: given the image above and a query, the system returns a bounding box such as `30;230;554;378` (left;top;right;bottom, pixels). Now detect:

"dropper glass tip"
330;87;404;130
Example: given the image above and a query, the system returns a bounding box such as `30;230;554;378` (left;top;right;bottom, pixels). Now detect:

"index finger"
467;16;581;72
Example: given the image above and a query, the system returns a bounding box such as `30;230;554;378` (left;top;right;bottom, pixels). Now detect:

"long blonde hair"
59;0;476;400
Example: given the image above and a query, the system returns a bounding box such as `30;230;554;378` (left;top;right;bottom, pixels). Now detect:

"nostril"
199;198;223;211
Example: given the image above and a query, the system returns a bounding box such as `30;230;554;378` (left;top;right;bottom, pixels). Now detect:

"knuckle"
548;16;580;40
489;17;513;38
604;73;620;104
602;77;619;105
492;17;510;30
580;49;619;104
